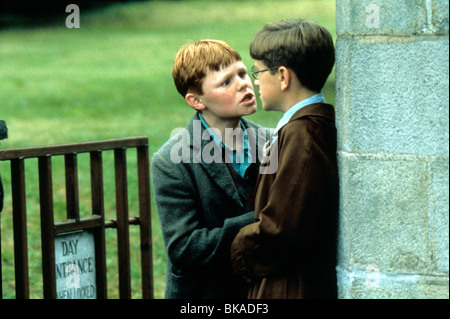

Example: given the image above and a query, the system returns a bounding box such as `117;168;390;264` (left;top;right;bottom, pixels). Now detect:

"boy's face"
253;60;282;111
197;60;256;125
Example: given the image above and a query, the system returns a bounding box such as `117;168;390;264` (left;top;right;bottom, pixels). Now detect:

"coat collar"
289;102;335;123
266;102;335;149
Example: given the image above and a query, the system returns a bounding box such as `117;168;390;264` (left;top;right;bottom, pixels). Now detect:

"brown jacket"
231;103;339;299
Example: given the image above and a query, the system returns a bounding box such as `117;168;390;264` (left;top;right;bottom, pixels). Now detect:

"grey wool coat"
151;113;268;299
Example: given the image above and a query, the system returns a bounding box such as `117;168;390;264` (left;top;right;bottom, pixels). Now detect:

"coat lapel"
186;113;242;207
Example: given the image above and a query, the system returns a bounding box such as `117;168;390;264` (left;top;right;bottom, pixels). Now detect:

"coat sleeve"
151;150;254;272
231;118;337;281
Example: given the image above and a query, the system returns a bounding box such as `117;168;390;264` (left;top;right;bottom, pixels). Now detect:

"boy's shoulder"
290;102;335;123
280;103;336;139
151;114;198;168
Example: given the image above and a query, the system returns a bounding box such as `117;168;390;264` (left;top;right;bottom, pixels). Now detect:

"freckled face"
199;61;257;124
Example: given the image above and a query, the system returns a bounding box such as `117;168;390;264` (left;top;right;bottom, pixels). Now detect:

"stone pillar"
335;0;449;298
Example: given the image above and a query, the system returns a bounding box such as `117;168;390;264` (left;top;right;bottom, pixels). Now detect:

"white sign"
55;231;97;299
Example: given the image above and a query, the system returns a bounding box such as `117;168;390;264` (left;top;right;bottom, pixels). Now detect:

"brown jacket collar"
290;102;335;123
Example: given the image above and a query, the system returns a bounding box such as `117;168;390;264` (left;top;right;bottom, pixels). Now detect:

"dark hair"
250;19;335;92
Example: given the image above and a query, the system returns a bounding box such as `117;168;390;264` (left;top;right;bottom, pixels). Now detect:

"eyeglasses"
251;66;279;79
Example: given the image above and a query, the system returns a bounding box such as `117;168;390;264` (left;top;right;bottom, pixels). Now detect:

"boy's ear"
185;92;206;111
278;67;291;91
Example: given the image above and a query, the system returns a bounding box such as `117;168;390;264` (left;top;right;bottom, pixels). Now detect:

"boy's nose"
237;76;252;91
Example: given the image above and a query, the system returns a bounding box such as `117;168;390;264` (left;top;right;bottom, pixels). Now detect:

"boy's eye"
239;71;247;78
222;79;231;86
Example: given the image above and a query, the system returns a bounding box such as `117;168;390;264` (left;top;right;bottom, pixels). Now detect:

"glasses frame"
251;66;279;79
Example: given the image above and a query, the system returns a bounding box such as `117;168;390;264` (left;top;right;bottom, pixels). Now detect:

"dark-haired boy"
231;19;339;299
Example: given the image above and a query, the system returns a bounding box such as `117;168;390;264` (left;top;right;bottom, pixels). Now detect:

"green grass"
0;0;336;299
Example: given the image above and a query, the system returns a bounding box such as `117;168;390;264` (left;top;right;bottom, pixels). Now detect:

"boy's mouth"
240;92;255;105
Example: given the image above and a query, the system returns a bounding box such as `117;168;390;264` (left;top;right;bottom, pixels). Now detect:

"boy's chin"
261;102;281;112
238;104;257;116
245;105;258;116
261;103;273;111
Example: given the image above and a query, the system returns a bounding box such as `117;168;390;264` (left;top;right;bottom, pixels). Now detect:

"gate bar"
0;137;148;160
137;145;153;299
64;153;80;221
11;158;29;299
90;150;107;298
114;148;131;299
38;155;57;299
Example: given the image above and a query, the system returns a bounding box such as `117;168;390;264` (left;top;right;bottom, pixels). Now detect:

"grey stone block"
337;155;433;274
336;38;449;156
338;268;449;298
428;160;449;273
431;0;449;34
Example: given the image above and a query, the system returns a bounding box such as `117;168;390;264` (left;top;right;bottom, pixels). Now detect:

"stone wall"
335;0;449;298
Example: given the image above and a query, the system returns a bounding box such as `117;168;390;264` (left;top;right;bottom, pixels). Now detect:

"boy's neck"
200;113;242;149
281;88;319;113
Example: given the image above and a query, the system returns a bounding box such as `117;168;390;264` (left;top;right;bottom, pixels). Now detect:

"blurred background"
0;0;336;298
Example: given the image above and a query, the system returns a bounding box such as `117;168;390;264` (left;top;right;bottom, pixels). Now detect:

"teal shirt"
198;113;252;178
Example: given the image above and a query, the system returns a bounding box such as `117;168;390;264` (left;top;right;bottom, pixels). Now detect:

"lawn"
0;0;336;298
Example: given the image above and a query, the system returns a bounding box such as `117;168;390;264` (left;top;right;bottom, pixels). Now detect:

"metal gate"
0;137;153;299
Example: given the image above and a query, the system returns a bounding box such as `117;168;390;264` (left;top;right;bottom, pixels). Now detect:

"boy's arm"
151;151;254;271
231;118;337;281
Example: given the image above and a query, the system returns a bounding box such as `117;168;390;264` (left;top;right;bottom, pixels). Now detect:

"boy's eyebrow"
215;72;232;82
215;65;247;82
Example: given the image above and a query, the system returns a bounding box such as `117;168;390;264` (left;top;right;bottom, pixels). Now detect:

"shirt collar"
273;93;326;136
